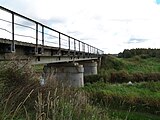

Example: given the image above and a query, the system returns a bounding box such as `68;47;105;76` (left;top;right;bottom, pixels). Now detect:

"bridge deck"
0;38;100;64
0;6;103;64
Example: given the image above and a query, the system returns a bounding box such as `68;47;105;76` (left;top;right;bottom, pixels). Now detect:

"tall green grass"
123;57;160;73
84;82;160;115
95;55;160;83
101;55;160;74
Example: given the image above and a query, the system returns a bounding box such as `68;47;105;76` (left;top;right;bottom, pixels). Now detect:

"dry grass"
0;60;110;120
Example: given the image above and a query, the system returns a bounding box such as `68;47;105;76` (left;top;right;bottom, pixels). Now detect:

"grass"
0;83;110;120
0;61;110;120
84;82;160;115
100;55;160;74
1;55;160;119
85;55;160;119
123;57;160;73
96;55;160;83
32;64;44;73
84;55;160;119
108;109;160;120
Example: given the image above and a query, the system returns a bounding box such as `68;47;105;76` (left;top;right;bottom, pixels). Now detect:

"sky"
0;0;160;54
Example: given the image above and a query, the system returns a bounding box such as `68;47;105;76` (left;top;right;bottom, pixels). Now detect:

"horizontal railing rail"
0;6;104;55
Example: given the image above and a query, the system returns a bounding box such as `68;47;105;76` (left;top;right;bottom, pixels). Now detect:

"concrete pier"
82;61;97;75
44;63;84;87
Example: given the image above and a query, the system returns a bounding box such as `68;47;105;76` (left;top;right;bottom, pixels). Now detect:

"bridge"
0;6;104;87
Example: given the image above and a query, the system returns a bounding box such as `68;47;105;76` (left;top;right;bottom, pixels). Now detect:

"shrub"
140;54;150;59
131;72;146;82
145;72;160;82
108;72;160;83
131;72;160;82
101;55;124;70
0;61;38;92
84;75;106;84
132;55;141;61
123;49;132;58
109;71;130;83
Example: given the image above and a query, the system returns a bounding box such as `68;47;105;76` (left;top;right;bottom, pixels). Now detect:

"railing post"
35;23;38;54
59;32;61;49
42;25;44;54
58;32;61;55
79;41;80;52
74;39;76;57
83;43;85;52
87;45;89;57
96;48;98;56
83;43;85;57
78;41;80;57
97;49;99;55
68;37;70;56
11;13;15;52
90;46;92;54
91;46;93;57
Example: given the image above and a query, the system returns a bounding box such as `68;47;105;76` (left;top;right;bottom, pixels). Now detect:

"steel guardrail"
0;6;104;55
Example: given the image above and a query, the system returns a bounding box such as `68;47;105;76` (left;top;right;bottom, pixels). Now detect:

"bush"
109;71;130;83
84;75;106;84
131;72;146;82
0;61;38;93
145;72;160;82
140;54;150;59
108;72;160;83
123;49;132;58
101;55;124;70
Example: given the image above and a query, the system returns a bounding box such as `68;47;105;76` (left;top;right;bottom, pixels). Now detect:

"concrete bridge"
0;6;104;87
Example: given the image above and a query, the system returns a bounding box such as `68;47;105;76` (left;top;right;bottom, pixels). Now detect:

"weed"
0;61;110;120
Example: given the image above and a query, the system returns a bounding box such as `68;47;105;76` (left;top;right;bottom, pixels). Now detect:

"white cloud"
1;0;160;53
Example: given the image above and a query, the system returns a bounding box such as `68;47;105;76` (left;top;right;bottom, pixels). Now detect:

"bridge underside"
0;38;100;64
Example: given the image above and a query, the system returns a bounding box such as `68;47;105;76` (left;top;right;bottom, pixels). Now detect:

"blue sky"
0;0;160;54
156;0;160;4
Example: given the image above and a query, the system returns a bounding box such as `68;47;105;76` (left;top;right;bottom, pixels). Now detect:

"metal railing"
0;6;104;55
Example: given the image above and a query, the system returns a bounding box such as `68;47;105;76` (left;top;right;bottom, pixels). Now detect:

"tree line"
118;48;160;58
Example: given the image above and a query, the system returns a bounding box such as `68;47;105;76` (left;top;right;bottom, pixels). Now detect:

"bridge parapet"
0;6;104;60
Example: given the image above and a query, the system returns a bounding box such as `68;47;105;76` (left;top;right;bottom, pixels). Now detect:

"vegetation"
1;50;160;120
85;55;160;83
84;53;160;119
118;48;160;58
0;61;110;120
84;82;160;115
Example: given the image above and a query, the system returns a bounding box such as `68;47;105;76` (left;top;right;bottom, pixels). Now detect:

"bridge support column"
43;63;84;87
82;61;97;75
